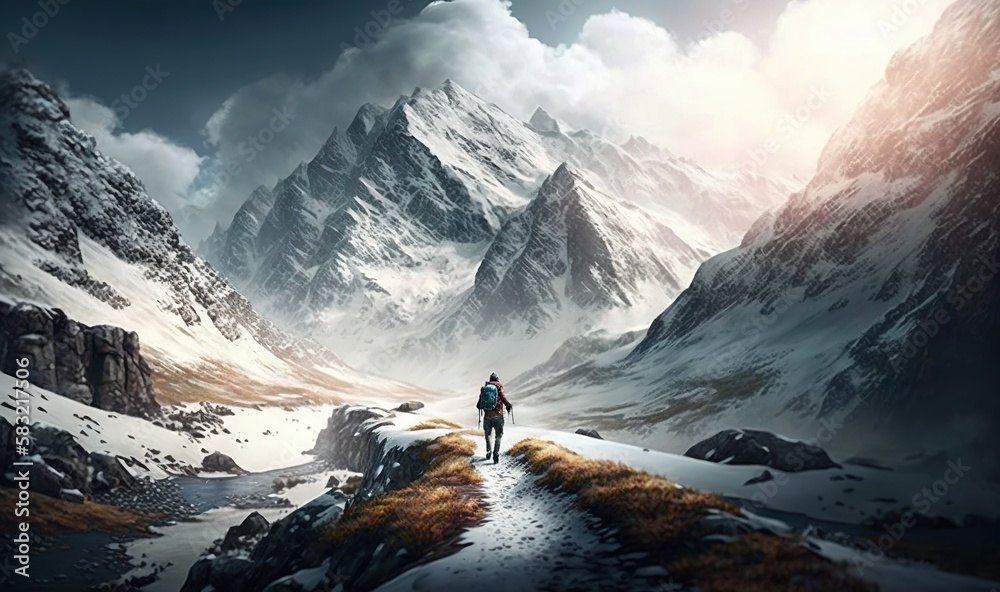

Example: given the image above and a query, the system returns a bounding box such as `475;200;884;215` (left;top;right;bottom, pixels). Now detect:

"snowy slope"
518;0;1000;475
0;68;409;404
236;411;1000;592
204;80;796;386
374;426;1000;592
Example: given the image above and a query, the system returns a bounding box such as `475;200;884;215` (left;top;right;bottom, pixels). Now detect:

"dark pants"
484;415;504;453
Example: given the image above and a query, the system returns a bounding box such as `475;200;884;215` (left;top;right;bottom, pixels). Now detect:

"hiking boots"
493;450;499;464
485;448;492;460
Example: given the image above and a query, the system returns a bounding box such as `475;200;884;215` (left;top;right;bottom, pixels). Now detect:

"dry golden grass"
508;438;874;592
323;433;485;556
408;418;463;431
0;488;160;536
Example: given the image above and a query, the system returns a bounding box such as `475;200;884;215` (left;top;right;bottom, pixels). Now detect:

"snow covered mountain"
518;0;1000;477
202;80;796;384
0;68;403;405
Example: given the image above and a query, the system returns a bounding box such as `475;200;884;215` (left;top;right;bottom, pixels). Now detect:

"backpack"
477;383;499;411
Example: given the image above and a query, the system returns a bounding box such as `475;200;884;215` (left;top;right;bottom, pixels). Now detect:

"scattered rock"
684;429;840;472
743;469;774;486
394;401;425;412
59;488;86;503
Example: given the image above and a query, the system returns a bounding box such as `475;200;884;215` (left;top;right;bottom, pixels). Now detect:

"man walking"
477;372;513;464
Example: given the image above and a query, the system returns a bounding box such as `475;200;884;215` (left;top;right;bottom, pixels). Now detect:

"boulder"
202;451;246;475
90;452;136;490
208;556;253;590
221;511;270;552
325;475;341;489
394;401;425;412
32;424;94;493
575;428;603;440
684;429;840;472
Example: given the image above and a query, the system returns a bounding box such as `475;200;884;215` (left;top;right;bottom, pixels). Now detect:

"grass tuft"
408;418;463;431
0;488;160;536
508;438;874;592
322;433;484;556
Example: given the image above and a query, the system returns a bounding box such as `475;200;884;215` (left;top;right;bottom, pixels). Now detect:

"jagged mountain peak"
0;67;358;383
622;135;673;161
0;67;71;123
529;106;565;133
205;68;794;385
531;0;1000;474
538;162;596;201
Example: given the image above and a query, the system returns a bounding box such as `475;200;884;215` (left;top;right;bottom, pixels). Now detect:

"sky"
1;0;955;242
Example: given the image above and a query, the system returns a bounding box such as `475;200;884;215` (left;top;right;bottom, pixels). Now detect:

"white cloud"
121;0;960;238
64;95;205;239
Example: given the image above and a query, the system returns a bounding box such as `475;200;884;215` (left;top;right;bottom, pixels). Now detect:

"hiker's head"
490;372;499;382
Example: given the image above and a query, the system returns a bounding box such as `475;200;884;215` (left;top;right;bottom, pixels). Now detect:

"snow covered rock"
684;429;840;472
394;401;425;413
221;511;271;552
1;422;128;498
309;406;390;472
0;67;350;381
89;451;136;490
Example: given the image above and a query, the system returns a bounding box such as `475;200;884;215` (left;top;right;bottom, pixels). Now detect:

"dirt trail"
373;431;671;592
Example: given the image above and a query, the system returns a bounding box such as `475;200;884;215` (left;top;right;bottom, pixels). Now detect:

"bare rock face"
0;301;160;419
309;405;390;471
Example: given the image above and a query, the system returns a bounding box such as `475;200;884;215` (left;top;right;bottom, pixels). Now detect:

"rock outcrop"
684;429;840;473
181;404;443;592
308;405;391;472
0;418;137;500
0;301;160;419
575;428;603;440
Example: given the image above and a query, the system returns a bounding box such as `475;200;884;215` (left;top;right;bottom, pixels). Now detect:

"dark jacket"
481;380;512;419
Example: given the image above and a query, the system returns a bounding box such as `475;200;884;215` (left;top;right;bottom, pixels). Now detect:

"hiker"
477;372;513;464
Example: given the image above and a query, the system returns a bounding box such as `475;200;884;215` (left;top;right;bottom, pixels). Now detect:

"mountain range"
0;68;406;405
200;81;797;385
514;0;1000;477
